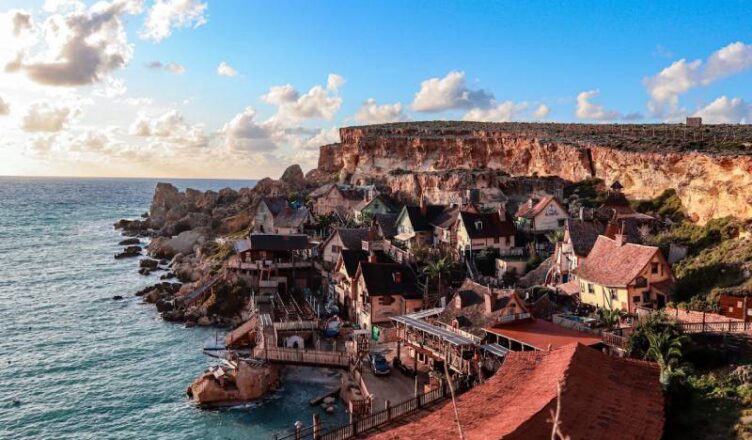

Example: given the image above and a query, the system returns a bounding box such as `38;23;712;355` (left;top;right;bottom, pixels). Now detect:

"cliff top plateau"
339;121;752;155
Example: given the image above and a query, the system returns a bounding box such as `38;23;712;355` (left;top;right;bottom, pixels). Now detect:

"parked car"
369;353;391;376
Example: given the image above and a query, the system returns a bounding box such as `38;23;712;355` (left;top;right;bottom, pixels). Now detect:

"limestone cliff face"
315;122;752;223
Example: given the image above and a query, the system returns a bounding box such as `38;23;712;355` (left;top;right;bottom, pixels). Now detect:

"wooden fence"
601;331;629;350
275;381;464;440
254;346;351;368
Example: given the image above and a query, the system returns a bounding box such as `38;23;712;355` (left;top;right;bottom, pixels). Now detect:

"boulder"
160;272;176;280
140;258;159;269
280;164;306;188
156;299;174;312
148;230;204;259
112;295;124;301
149;183;182;229
118;238;141;246
139;268;152;276
197;316;212;326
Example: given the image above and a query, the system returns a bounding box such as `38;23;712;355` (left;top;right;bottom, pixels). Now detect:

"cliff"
313;122;752;223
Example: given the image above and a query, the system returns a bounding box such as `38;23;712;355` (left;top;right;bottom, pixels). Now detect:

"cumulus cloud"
141;0;207;42
11;10;32;36
301;127;340;150
6;0;143;87
43;0;86;13
93;76;127;98
533;104;550;119
463;101;528;122
26;134;58;156
262;75;344;122
216;62;238;77
220;107;280;153
129;109;207;150
22;102;77;132
575;90;621;121
0;97;9;116
355;98;408;123
146;61;186;74
326;74;345;91
693;96;752;124
411;71;494;112
644;41;752;117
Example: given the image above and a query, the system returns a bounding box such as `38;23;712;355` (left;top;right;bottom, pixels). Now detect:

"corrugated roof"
273;207;310;228
484;319;602;350
391;314;476;346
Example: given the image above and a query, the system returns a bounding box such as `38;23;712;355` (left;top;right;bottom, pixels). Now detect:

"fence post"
312;414;321;440
385;400;391;422
294;421;302;440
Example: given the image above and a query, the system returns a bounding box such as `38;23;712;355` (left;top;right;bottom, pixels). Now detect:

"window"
651;263;659;274
633;296;641;303
642;292;650;302
332;245;341;254
493;237;499;244
587;283;594;294
608;288;617;300
475;220;483;230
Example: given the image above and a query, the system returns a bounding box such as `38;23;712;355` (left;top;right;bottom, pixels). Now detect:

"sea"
0;177;347;440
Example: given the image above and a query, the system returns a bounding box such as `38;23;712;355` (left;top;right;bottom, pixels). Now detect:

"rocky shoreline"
113;164;315;327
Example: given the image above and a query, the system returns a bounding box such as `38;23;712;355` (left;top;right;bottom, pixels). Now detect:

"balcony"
228;259;313;271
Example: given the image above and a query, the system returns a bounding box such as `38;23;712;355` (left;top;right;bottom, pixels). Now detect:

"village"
160;167;752;440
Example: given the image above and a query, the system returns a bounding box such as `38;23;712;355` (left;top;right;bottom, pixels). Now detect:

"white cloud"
129;109;207;150
0;96;9;116
302;127;340;150
262;75;344;122
216;61;238;77
221;107;280;153
141;0;207;42
644;41;752;118
146;61;186;74
22;102;77;132
43;0;86;13
411;71;494;112
575;90;623;121
533;104;550;119
26;134;58;156
355;98;408;123
6;0;143;87
693;96;752;124
327;73;345;91
93;76;127;98
463;101;528;122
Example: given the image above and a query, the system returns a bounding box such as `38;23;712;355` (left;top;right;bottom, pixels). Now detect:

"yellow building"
575;235;673;313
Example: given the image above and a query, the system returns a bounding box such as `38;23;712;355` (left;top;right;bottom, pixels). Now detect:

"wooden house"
515;195;568;233
353;262;423;332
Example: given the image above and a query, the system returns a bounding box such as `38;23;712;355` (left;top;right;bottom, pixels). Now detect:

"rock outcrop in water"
310;122;752;223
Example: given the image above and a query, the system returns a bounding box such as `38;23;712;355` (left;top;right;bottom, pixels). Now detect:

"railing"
229;260;314;270
274;380;464;440
254;347;351;368
498;312;531;322
273;320;320;331
676;321;752;334
601;331;629;350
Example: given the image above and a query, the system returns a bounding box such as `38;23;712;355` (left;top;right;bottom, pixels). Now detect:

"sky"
0;0;751;179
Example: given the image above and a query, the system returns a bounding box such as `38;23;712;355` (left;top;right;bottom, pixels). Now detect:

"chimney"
484;286;495;314
454;294;462;309
614;233;627;246
368;252;378;263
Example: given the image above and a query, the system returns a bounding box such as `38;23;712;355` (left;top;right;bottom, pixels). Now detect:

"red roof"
575;235;661;287
515;195;563;219
484;318;601;350
367;344;664;440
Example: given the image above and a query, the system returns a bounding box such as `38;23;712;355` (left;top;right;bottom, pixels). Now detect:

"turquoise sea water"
0;177;346;440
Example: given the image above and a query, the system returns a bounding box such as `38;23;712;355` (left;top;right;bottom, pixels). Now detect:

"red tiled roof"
368;343;664;440
484;318;601;350
515;195;562;219
557;279;581;296
575;235;660;287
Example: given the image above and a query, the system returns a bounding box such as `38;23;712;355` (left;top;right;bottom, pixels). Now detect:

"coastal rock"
155;299;174;312
197;316;212;326
139;268;152;276
118;238;141;246
149;183;182;230
112;295;124;301
148;231;204;259
114;246;141;259
140;258;159;270
280;164;306;188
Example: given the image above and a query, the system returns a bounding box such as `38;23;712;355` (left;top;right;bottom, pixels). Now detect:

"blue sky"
0;0;751;178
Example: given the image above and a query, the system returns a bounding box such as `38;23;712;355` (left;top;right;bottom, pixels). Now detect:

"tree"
645;328;689;390
546;229;565;244
422;257;453;307
594;308;624;330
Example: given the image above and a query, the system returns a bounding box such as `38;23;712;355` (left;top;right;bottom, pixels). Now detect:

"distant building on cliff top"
367;343;664;440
